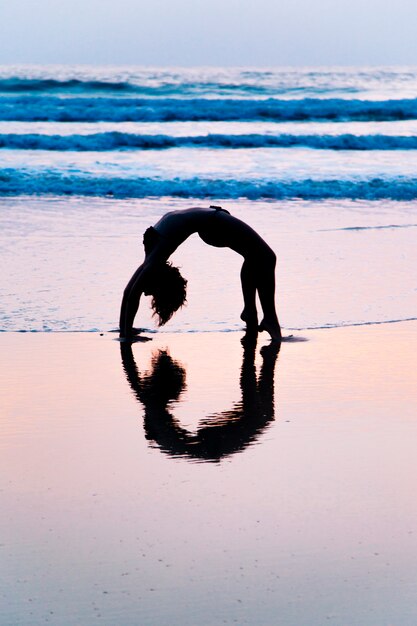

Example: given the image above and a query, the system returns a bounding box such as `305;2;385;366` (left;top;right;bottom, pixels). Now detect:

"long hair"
150;262;187;326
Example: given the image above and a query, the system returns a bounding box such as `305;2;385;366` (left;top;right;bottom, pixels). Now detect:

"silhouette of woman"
120;336;280;462
119;206;281;342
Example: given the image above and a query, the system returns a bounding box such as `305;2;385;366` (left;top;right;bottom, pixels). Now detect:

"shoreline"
2;313;417;334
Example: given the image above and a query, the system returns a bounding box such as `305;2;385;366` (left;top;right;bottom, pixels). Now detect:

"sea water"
0;65;416;333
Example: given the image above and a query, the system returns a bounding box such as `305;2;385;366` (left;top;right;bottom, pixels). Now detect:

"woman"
119;206;282;342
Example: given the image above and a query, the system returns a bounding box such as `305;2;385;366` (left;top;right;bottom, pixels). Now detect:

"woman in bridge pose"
119;206;281;342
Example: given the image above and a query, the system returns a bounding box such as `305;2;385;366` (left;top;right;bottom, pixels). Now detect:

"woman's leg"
255;250;282;342
240;259;258;332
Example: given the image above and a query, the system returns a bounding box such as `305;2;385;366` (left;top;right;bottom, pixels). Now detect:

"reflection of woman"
120;337;280;462
119;206;281;342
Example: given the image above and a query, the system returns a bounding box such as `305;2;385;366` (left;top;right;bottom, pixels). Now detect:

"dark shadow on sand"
120;336;280;463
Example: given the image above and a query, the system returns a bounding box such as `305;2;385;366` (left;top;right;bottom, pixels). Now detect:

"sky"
0;0;416;66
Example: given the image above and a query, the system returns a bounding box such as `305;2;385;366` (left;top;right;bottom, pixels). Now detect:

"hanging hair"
150;262;187;326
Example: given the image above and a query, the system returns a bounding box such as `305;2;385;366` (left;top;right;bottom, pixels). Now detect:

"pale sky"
0;0;416;66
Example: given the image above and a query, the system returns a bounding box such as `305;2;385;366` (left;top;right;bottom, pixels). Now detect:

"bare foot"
259;319;282;343
240;309;259;330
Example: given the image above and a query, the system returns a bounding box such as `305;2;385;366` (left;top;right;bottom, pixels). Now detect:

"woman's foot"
241;309;259;332
259;318;282;343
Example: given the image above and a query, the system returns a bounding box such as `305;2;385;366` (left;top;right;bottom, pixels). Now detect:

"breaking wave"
0;77;362;97
3;131;417;151
1;96;417;122
3;170;417;200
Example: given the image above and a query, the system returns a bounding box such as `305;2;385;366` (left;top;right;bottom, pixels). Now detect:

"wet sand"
2;197;417;334
1;322;417;625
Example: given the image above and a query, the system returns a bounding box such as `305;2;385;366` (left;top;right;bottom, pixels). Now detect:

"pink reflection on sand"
1;325;417;625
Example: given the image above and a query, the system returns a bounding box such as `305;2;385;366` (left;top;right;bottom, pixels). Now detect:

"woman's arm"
120;234;173;338
119;263;148;338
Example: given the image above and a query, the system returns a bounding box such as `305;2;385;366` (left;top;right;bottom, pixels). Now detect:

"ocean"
1;65;416;333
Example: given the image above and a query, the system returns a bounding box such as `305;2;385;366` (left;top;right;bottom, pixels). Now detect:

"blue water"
2;66;417;199
1;66;417;333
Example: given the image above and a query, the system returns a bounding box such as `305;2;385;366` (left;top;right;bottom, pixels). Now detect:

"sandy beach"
1;322;416;625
